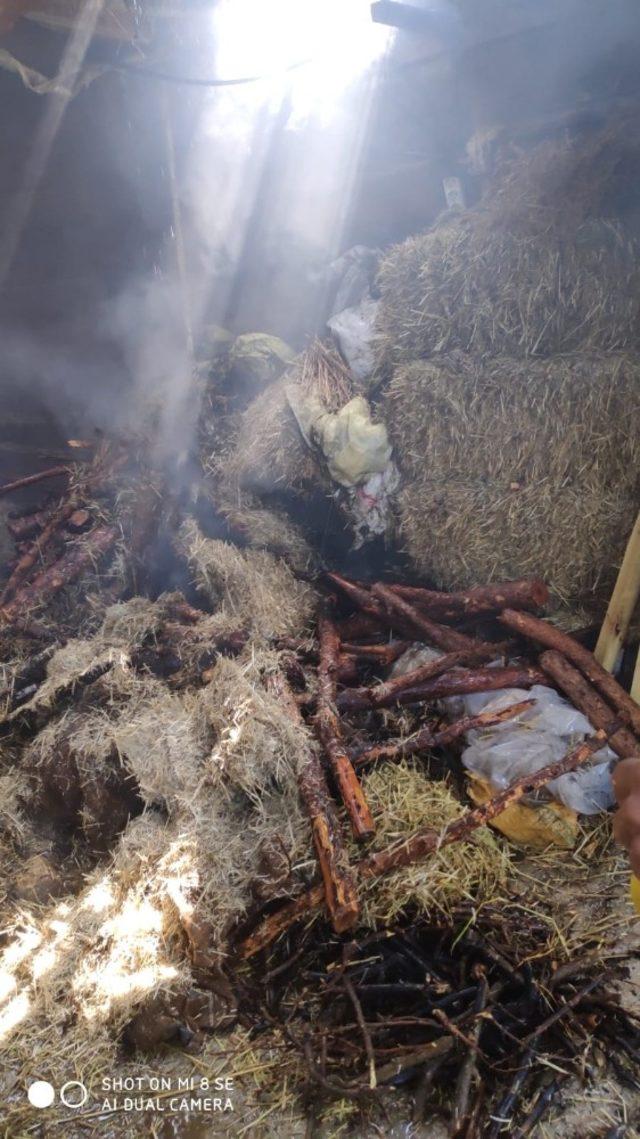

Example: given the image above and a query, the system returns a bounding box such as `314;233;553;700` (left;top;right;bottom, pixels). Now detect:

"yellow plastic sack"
467;773;578;850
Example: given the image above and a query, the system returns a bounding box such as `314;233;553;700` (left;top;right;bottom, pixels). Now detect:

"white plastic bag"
455;684;615;814
389;648;615;815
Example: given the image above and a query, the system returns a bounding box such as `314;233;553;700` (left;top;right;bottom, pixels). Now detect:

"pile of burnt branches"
244;908;640;1136
0;444;163;642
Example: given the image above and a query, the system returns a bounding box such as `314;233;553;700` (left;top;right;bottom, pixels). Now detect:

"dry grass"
215;489;317;573
384;352;640;610
359;762;509;924
180;519;318;640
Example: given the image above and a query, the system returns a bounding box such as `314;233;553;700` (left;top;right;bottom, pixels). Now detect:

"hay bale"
376;216;640;368
385;352;640;610
222;339;356;502
376;127;640;369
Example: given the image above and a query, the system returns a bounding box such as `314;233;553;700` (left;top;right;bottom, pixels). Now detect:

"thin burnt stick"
540;650;639;758
375;1037;455;1085
521;976;604;1046
511;1075;570;1139
433;1008;484;1056
387;579;549;622
372;582;485;653
351;700;535;769
0;465;69;497
487;1048;535;1139
342;971;377;1089
413;1056;449;1123
268;671;359;934
500;608;640;738
463;1084;486;1139
0;525;119;621
315;616;375;840
340;640;411;664
301;1038;368;1100
237;731;609;957
339;644;504;713
451;973;489;1136
337;665;545;714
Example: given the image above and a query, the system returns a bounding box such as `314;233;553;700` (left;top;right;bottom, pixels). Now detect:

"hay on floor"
384;351;640;611
359;762;509;925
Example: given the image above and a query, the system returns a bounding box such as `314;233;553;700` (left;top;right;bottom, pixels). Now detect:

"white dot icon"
27;1080;55;1109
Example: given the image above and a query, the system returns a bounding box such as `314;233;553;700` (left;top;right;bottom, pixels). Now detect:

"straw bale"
385;352;640;610
223;339;356;502
377;217;640;369
376;127;640;369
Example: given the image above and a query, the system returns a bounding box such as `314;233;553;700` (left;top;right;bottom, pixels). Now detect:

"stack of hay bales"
378;124;640;615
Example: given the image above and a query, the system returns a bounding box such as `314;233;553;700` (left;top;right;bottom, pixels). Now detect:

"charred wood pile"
0;447;638;1137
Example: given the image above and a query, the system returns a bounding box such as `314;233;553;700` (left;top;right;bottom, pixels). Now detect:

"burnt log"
540;650;639;759
315;617;375;840
0;525;118;621
387;579;549;621
500;608;640;738
268;671;359;933
337;664;546;713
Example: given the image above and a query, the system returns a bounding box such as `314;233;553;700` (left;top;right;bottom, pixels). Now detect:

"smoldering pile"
375;121;640;618
0;436;638;1138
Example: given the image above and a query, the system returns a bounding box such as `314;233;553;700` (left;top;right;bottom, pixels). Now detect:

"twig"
510;1075;569;1139
343;971;377;1089
451;973;489;1135
487;1048;535;1139
0;464;68;497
